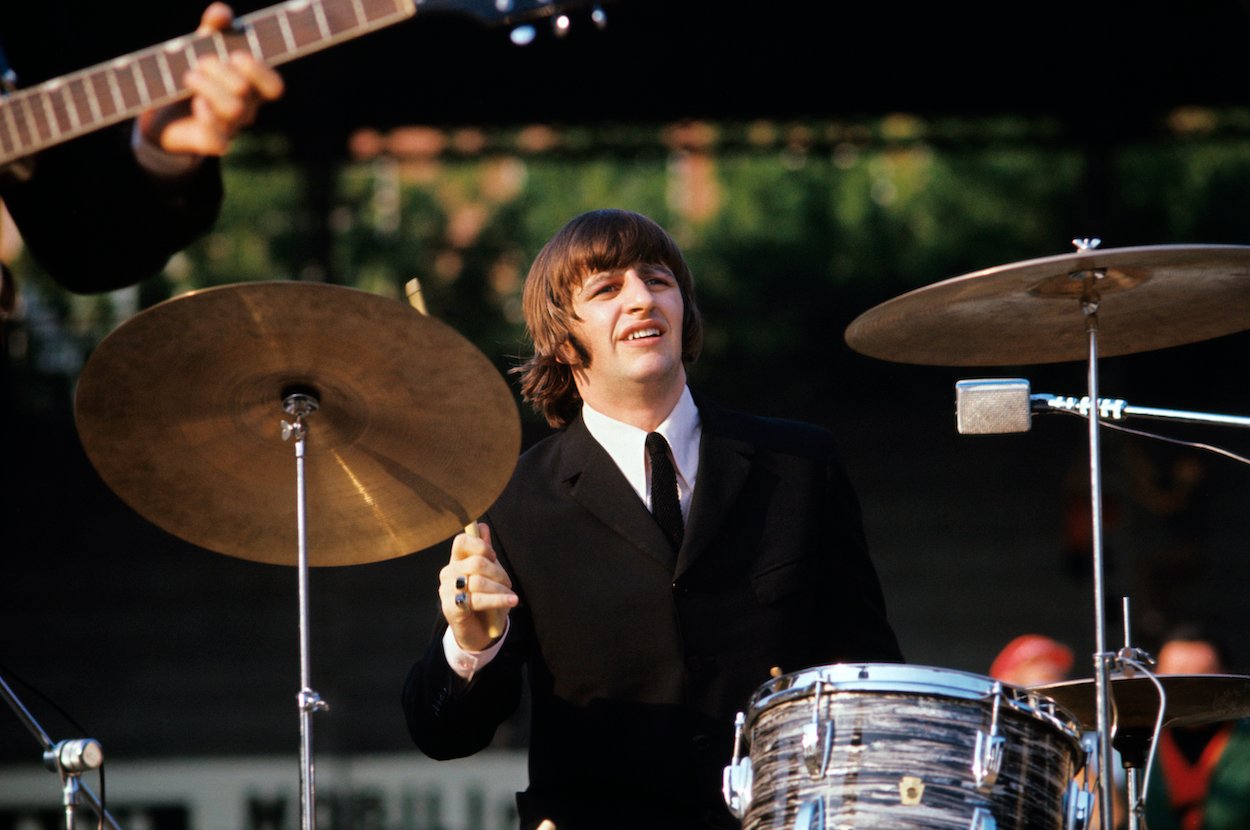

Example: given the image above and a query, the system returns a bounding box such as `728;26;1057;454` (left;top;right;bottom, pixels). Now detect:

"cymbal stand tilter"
0;672;119;830
282;389;330;830
1108;599;1166;830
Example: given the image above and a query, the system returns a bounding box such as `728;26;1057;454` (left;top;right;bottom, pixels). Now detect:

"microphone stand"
0;672;121;830
1034;395;1250;430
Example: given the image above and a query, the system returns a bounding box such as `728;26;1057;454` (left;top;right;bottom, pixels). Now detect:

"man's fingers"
197;2;236;34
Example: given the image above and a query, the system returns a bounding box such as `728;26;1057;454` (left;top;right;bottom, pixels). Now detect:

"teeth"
627;328;661;341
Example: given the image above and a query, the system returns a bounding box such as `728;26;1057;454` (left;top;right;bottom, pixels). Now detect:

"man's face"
564;263;686;397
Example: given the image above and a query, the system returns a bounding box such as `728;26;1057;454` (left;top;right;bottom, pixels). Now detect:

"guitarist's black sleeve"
0;3;225;294
1;126;224;293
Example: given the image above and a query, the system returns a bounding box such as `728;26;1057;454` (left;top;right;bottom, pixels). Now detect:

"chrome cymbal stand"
282;390;329;830
0;672;118;830
1071;238;1117;830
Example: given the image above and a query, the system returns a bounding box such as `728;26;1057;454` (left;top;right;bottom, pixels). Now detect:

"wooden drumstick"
406;278;505;640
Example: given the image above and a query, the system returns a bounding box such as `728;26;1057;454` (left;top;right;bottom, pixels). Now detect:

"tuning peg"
552;13;572;37
591;5;608;28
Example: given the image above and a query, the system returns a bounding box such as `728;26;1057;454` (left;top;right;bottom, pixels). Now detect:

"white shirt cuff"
442;619;509;681
130;121;203;178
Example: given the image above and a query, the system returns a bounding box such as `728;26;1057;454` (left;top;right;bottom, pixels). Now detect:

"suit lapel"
558;415;676;571
675;402;754;577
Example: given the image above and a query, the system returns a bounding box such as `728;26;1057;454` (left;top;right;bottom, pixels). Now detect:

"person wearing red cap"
990;633;1075;687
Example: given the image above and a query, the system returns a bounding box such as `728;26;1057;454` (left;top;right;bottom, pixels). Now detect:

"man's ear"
555;337;585;366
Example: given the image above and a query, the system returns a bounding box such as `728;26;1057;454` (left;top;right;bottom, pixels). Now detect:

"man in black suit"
403;209;902;830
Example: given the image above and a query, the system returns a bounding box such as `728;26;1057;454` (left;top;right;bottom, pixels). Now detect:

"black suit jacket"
403;396;902;830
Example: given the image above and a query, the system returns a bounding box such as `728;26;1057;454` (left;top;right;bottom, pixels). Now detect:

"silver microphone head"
955;378;1033;435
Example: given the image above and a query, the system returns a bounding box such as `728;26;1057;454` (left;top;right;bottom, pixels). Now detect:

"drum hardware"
971;807;998;830
801;681;834;778
1;673;117;830
73;281;520;830
722;711;753;817
973;684;1007;793
1059;728;1102;830
845;240;1250;830
794;798;824;830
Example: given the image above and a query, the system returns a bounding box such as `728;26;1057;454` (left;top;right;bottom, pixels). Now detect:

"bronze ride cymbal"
75;281;520;566
1033;674;1250;733
844;244;1250;366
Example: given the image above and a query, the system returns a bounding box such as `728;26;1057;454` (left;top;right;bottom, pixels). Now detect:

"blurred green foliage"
9;110;1250;429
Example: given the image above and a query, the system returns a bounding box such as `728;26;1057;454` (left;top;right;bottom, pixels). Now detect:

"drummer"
402;208;903;830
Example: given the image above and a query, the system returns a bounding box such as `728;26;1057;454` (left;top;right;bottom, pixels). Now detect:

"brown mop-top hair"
515;209;703;428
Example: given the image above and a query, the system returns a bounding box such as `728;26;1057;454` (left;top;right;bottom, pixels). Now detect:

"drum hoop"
746;663;1084;745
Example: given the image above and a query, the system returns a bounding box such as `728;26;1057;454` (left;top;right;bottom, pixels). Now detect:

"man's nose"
621;270;653;309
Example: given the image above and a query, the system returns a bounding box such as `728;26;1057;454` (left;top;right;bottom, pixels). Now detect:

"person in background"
990;633;1075;686
1144;624;1250;830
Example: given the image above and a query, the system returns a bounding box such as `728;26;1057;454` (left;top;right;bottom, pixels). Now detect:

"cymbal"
75;281;520;566
1033;674;1250;733
844;244;1250;366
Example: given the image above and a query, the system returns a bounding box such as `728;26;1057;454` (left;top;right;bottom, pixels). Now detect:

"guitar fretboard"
0;0;415;167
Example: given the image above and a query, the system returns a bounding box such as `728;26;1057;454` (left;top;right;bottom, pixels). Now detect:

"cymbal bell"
1033;673;1250;733
845;244;1250;366
75;281;520;566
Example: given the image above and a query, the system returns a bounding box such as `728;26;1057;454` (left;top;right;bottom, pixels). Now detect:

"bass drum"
723;663;1086;830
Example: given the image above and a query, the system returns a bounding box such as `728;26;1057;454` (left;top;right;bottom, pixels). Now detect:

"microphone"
955;379;1036;434
956;379;1250;434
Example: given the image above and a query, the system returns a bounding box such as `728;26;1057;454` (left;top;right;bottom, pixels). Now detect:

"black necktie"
645;432;684;554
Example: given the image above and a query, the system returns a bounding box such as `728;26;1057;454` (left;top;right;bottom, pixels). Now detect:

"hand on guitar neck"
136;3;284;161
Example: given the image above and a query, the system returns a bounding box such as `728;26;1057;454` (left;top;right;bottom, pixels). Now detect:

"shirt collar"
580;387;702;510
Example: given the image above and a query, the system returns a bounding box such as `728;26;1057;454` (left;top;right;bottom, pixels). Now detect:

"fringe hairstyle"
515;209;703;428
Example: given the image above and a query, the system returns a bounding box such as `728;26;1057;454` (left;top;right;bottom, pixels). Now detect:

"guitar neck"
0;0;416;167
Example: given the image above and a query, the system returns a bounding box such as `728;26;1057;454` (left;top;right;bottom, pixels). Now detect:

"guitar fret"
163;43;193;91
277;8;298;53
245;25;262;59
212;31;231;62
312;0;333;40
248;16;287;62
14;96;34;149
40;91;63;142
60;81;83;131
0;104;18;157
156;51;176;97
350;0;368;28
106;66;126;116
79;75;104;123
115;60;142;111
285;3;324;50
130;60;151;107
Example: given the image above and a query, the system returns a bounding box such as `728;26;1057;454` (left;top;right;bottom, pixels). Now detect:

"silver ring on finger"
454;591;469;609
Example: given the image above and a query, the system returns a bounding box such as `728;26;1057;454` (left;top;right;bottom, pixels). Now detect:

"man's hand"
137;2;284;157
439;523;519;652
